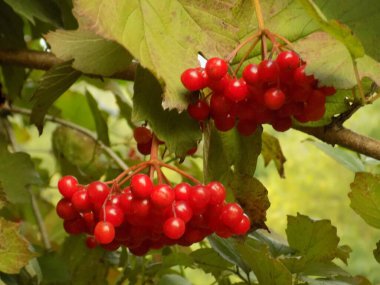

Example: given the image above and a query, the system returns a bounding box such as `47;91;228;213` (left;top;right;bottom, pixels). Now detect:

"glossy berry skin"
225;78;249;102
181;68;207;91
56;198;80;220
258;60;279;84
231;214;251;235
276;51;300;71
130;174;153;199
99;205;124;227
87;181;110;207
150;184;175;208
207;181;226;205
174;183;191;201
119;190;133;212
187;100;210;121
205;57;228;80
163;217;186;239
214;113;236;132
210;94;233;117
63;218;86;235
133;127;152;144
189;185;211;210
242;64;260;86
71;188;92;212
220;203;244;228
264;88;286;110
173;201;193;222
293;65;315;86
58;176;78;198
94;221;115;244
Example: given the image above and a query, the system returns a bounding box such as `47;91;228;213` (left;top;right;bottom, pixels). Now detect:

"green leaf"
85;91;110;146
349;172;380;229
37;253;70;283
0;218;37;274
315;0;380;62
0;145;41;204
261;132;286;178
228;174;270;230
1;66;25;100
236;242;292;285
373;241;380;264
162;252;194;268
30;62;81;134
0;0;25;49
0;183;6;210
45;29;133;76
306;139;365;172
208;235;251;274
286;213;340;262
157;274;192;285
301;261;350;277
297;0;365;58
335;245;352;265
190;248;233;277
74;0;238;109
294;32;380;89
60;236;107;285
52;126;110;184
301;276;372;285
249;232;294;258
133;66;201;156
3;0;62;26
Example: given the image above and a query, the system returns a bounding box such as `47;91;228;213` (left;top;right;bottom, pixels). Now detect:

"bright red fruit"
189;185;211;211
181;68;207;91
207;181;226;205
293;65;315;86
264;88;286;110
94;221;115;244
173;201;193;222
205;57;228;80
220;203;244;228
71;188;92;212
225;78;249;102
258;60;279;84
276;51;300;71
87;181;110;206
56;198;80;220
174;183;191;201
58;176;78;198
163;217;186;239
99;205;124;227
150;184;175;208
214;113;236;132
133;127;152;144
187;100;210;121
231;214;251;235
243;64;260;86
63;218;86;235
130;174;153;199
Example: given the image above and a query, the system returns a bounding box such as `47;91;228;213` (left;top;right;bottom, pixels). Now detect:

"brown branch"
0;49;137;81
293;124;380;160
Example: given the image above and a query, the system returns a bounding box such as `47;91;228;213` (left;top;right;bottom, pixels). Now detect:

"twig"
2;106;129;170
0;49;137;81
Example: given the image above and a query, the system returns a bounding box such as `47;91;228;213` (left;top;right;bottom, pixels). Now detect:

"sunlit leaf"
157;274;192;285
46;29;133;76
261;132;286;178
0;218;37;274
349;172;380;229
190;248;232;277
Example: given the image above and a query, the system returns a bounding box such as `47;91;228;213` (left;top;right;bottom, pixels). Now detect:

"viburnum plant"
0;0;380;284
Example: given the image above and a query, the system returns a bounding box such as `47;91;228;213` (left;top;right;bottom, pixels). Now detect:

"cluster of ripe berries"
181;51;336;135
56;175;250;255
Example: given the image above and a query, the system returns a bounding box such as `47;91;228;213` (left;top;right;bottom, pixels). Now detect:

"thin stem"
261;33;267;60
353;59;366;105
158;162;201;184
233;36;261;76
270;31;295;49
114;161;150;182
149;134;160;181
225;31;261;62
2;106;128;170
252;0;265;30
118;164;150;186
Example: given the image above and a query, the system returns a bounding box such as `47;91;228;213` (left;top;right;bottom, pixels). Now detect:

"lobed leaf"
261;132;286;178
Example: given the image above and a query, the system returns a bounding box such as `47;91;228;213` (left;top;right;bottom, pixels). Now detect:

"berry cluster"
181;51;336;135
56;174;250;255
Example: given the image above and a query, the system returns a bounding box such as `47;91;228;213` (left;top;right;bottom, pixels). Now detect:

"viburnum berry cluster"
181;43;336;135
56;136;250;255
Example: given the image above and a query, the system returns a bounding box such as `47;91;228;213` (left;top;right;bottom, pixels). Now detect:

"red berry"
231;214;251;235
214;113;236;132
94;221;115;244
71;188;92;213
173;201;193;223
187;100;210;121
85;236;98;248
137;141;152;155
258;60;279;84
56;198;80;220
208;74;231;92
133;127;152;144
207;181;226;205
225;78;249;102
272;116;292;132
293;65;315;86
150;184;175;208
319;86;336;96
276;51;300;71
174;183;191;201
58;176;78;198
189;185;211;211
186;146;197;156
236;119;258;136
119;190;133;212
129;199;150;218
82;211;95;233
63;218;86;235
181;68;207;91
163;217;186;239
130;174;153;199
87;181;110;207
210;94;234;117
205;57;228;80
264;88;286;110
243;64;260;86
99;205;124;227
220;203;244;228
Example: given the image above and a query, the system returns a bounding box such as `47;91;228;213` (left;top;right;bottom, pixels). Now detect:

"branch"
0;49;137;81
293;124;380;161
2;106;129;170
